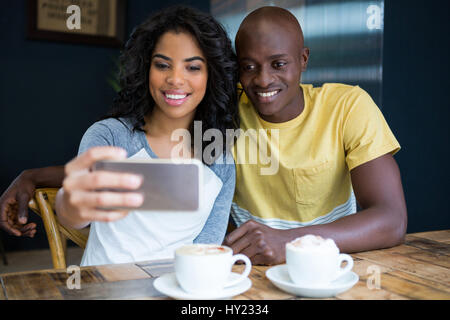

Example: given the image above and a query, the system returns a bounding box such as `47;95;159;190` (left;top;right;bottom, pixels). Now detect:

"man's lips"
162;90;191;106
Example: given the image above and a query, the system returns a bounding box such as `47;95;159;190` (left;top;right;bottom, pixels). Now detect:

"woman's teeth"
257;90;278;97
165;93;187;99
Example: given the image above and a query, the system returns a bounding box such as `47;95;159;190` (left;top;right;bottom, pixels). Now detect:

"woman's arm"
55;146;145;229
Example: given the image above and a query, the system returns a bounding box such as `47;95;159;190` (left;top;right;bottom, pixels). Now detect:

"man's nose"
166;66;185;86
253;67;275;88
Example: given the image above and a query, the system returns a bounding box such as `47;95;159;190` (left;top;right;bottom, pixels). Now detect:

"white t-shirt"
77;118;235;266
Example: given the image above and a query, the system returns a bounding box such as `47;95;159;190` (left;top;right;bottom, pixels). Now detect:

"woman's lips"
163;91;190;106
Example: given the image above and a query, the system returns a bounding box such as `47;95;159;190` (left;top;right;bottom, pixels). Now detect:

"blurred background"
0;0;449;270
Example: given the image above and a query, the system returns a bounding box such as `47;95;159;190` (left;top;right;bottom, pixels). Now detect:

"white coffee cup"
285;235;354;287
174;244;252;295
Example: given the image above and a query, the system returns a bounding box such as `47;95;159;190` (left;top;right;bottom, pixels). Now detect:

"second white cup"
286;237;354;287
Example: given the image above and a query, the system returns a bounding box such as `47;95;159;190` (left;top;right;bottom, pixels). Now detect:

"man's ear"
300;47;310;72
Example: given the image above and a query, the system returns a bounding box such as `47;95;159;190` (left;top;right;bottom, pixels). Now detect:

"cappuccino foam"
287;235;338;253
176;244;230;256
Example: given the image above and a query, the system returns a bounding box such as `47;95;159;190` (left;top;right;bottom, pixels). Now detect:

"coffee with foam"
174;244;252;294
176;244;230;256
285;235;353;286
286;234;339;253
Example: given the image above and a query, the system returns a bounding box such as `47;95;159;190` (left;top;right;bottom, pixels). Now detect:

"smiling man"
236;8;308;123
223;6;407;265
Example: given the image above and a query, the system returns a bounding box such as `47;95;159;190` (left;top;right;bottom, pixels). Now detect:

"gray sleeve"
78;122;115;156
193;155;236;244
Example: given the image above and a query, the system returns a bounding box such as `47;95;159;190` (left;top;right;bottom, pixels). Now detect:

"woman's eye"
154;62;169;69
187;65;201;71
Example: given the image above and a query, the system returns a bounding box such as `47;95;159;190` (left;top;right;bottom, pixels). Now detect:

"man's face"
236;22;308;122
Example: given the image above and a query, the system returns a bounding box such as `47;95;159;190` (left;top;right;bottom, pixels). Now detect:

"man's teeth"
165;93;187;99
257;90;278;97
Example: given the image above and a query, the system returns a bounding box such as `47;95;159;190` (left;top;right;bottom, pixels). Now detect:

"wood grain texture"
0;230;448;300
410;230;450;243
2;272;63;300
336;280;408;300
57;278;163;300
353;250;450;284
97;263;151;282
137;259;174;277
47;268;106;287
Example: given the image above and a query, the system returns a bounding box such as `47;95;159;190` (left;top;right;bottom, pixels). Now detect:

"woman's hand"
0;171;38;237
56;146;144;229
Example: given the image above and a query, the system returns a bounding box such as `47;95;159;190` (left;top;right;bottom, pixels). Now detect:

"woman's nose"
166;67;185;86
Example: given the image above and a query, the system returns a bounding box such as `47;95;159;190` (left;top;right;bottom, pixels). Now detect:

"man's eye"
273;61;287;69
242;65;255;72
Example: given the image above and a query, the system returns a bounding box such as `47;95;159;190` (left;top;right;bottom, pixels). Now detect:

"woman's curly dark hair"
105;5;239;163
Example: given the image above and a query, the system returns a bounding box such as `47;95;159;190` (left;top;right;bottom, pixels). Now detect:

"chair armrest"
28;188;89;249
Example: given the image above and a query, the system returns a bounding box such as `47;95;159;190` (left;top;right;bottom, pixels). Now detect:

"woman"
2;5;239;266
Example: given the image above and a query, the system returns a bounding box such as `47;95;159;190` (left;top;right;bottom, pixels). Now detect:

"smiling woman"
52;6;241;266
106;6;239;158
148;31;208;127
0;5;241;268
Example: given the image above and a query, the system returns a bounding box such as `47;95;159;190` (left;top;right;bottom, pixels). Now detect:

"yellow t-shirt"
231;83;400;229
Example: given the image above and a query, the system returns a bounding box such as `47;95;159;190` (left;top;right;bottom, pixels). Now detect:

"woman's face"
149;31;208;121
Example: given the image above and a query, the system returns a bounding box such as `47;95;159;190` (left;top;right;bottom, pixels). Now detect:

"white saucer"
266;264;359;298
153;272;252;300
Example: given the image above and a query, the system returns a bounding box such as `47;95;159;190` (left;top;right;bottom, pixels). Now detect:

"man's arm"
223;153;407;265
0;166;65;236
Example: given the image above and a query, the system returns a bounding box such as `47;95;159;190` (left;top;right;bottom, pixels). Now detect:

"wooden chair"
28;188;89;269
0;235;7;265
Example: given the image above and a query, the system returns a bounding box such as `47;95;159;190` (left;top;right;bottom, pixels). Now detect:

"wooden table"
1;230;449;300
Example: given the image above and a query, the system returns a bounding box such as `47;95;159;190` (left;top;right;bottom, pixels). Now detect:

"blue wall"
383;0;450;233
0;0;210;251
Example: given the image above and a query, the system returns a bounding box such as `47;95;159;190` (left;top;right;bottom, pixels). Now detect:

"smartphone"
92;158;202;212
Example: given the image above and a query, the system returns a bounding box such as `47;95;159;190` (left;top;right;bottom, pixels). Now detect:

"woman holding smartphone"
20;5;238;266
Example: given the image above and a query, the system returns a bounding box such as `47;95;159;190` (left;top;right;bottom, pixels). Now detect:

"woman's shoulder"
88;117;134;134
208;151;236;183
79;117;143;154
85;117;138;142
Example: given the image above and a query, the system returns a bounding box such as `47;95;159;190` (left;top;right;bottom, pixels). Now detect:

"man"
0;6;407;265
223;7;407;264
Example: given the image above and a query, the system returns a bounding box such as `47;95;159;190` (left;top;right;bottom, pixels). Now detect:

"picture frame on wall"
27;0;126;47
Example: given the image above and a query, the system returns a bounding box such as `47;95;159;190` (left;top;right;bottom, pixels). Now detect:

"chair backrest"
28;188;89;269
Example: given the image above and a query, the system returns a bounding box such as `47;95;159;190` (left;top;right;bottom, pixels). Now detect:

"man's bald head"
236;6;304;54
234;6;310;123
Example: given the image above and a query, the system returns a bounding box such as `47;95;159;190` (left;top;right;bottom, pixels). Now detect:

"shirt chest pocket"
292;160;333;205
